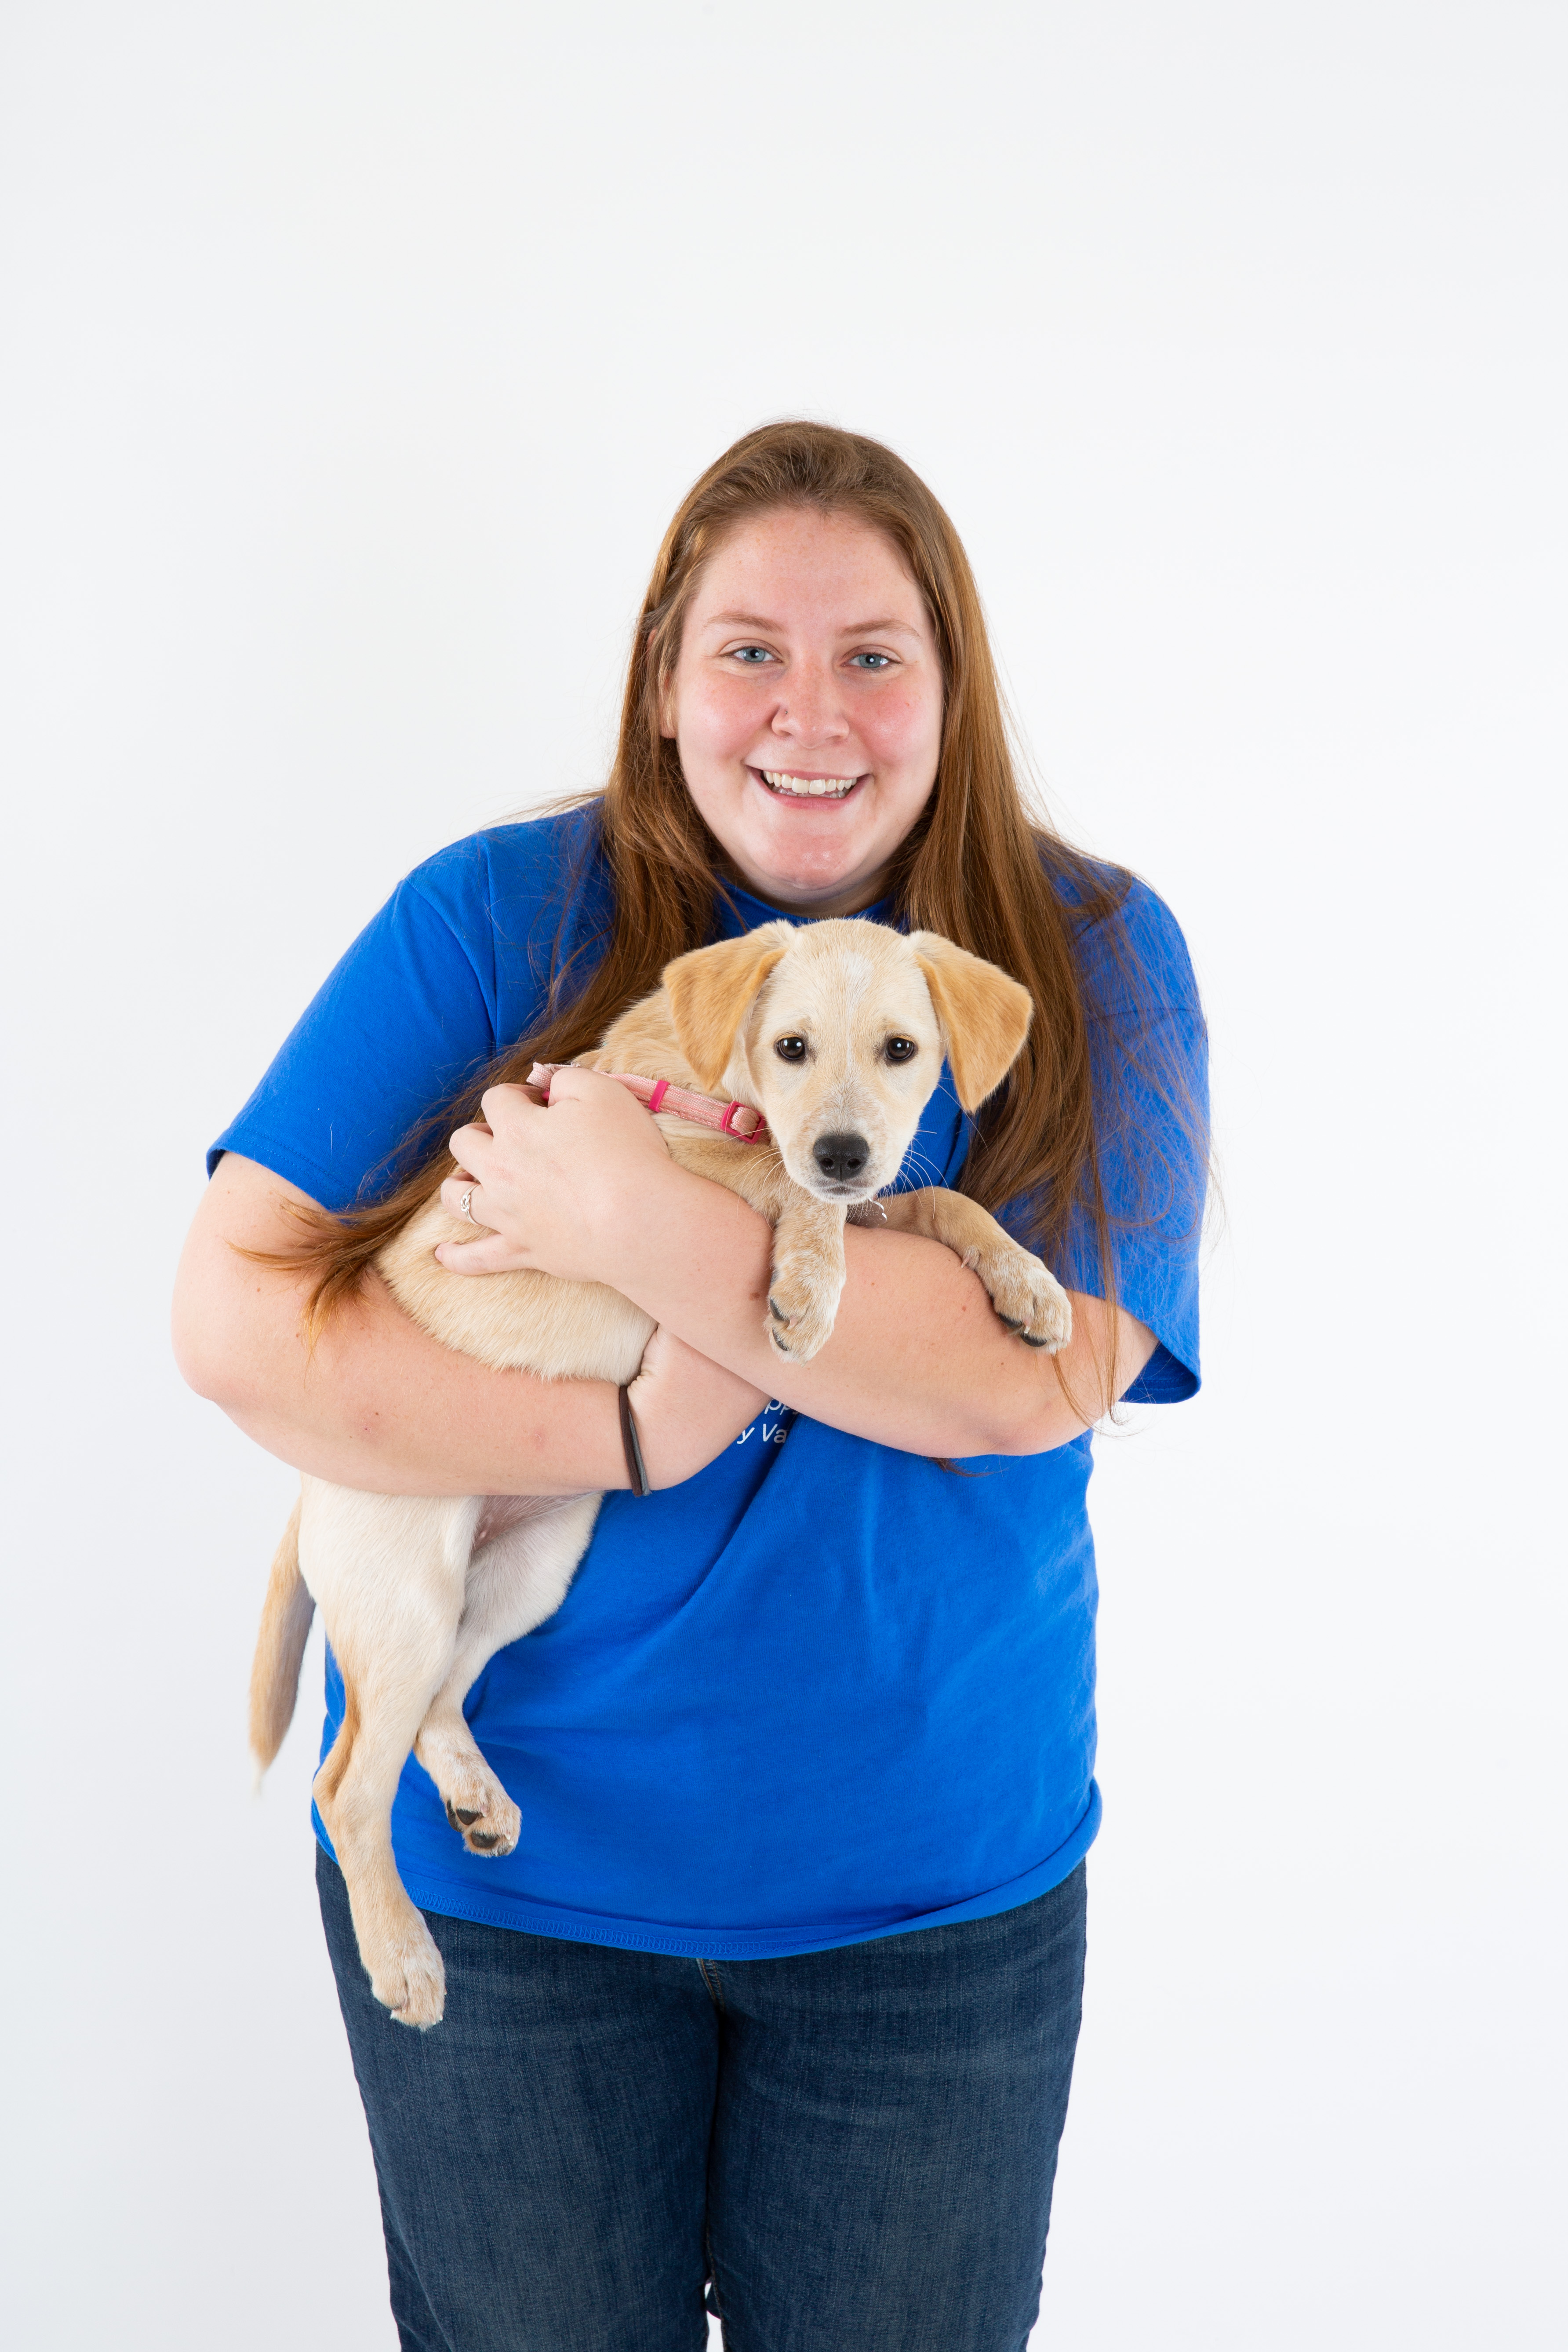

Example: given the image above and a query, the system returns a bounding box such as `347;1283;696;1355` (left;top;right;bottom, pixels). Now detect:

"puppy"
249;918;1071;2025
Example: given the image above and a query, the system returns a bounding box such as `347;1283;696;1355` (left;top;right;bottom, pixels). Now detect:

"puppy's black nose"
813;1132;869;1183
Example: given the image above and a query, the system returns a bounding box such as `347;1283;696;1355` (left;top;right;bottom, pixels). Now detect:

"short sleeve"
997;878;1209;1404
208;877;501;1210
208;809;614;1210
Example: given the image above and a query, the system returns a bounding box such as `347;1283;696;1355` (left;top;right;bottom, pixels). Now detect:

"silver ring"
459;1187;476;1224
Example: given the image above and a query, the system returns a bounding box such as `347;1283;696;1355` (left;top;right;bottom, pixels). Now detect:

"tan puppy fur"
251;919;1070;2026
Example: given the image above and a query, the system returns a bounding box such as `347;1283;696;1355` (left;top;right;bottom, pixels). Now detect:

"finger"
535;1064;622;1103
433;1233;528;1276
448;1121;498;1173
479;1081;546;1126
541;1066;667;1145
438;1175;490;1226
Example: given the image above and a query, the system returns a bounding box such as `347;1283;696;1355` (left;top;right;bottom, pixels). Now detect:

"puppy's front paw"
965;1241;1073;1354
765;1259;844;1362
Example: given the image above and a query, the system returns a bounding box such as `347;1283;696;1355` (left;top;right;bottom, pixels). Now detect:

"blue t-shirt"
212;806;1206;1959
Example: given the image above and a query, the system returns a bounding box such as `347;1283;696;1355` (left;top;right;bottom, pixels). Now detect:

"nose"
813;1132;869;1184
772;657;850;746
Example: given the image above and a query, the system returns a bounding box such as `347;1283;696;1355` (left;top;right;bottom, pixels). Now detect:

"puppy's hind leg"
416;1493;603;1857
304;1486;481;2028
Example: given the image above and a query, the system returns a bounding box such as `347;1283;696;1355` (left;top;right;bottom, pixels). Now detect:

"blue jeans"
318;1848;1086;2351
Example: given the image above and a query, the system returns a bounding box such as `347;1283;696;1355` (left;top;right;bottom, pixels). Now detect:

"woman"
175;421;1208;2352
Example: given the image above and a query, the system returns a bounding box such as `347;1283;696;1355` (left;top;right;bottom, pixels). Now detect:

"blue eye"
850;652;894;670
731;645;775;665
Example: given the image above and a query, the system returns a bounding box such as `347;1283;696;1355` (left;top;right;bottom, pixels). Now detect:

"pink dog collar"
527;1063;769;1145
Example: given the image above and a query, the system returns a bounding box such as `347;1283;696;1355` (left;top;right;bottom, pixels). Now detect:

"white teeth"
761;770;857;799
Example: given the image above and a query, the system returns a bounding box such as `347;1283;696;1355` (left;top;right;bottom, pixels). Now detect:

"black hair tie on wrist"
618;1384;651;1498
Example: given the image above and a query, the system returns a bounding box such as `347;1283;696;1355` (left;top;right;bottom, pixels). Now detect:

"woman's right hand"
625;1325;769;1490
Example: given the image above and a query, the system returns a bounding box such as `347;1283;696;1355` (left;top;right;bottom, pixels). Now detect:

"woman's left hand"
436;1068;675;1283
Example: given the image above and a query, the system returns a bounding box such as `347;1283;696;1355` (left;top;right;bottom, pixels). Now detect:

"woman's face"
662;506;944;917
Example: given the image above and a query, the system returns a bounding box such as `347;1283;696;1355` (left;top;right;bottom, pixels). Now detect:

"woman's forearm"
589;1161;1154;1459
205;1272;631;1498
172;1155;762;1495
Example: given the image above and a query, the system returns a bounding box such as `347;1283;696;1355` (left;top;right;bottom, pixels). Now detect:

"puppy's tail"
248;1495;314;1790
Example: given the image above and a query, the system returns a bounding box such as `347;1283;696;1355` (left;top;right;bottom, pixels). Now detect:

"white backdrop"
2;5;1562;2347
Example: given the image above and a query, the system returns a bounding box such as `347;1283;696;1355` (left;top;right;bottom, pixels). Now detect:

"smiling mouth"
755;768;862;801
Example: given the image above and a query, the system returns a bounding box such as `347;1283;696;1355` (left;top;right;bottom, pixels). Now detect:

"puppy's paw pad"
442;1778;522;1853
442;1786;520;1857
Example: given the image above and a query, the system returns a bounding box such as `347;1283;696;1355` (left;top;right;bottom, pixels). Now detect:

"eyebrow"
699;610;926;641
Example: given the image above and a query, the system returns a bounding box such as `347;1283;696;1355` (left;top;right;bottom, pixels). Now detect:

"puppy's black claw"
996;1313;1026;1331
768;1297;787;1323
1018;1331;1052;1348
451;1806;482;1827
467;1831;503;1852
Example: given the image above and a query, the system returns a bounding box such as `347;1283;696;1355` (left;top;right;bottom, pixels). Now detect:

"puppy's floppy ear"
663;923;794;1091
908;932;1034;1111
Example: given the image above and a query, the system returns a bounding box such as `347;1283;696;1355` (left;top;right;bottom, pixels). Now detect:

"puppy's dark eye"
884;1037;918;1064
774;1035;807;1063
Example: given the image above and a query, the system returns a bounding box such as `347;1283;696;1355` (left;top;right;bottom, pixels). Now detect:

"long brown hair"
268;421;1205;1399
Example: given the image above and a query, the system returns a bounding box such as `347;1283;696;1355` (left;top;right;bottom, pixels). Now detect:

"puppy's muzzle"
812;1131;870;1188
